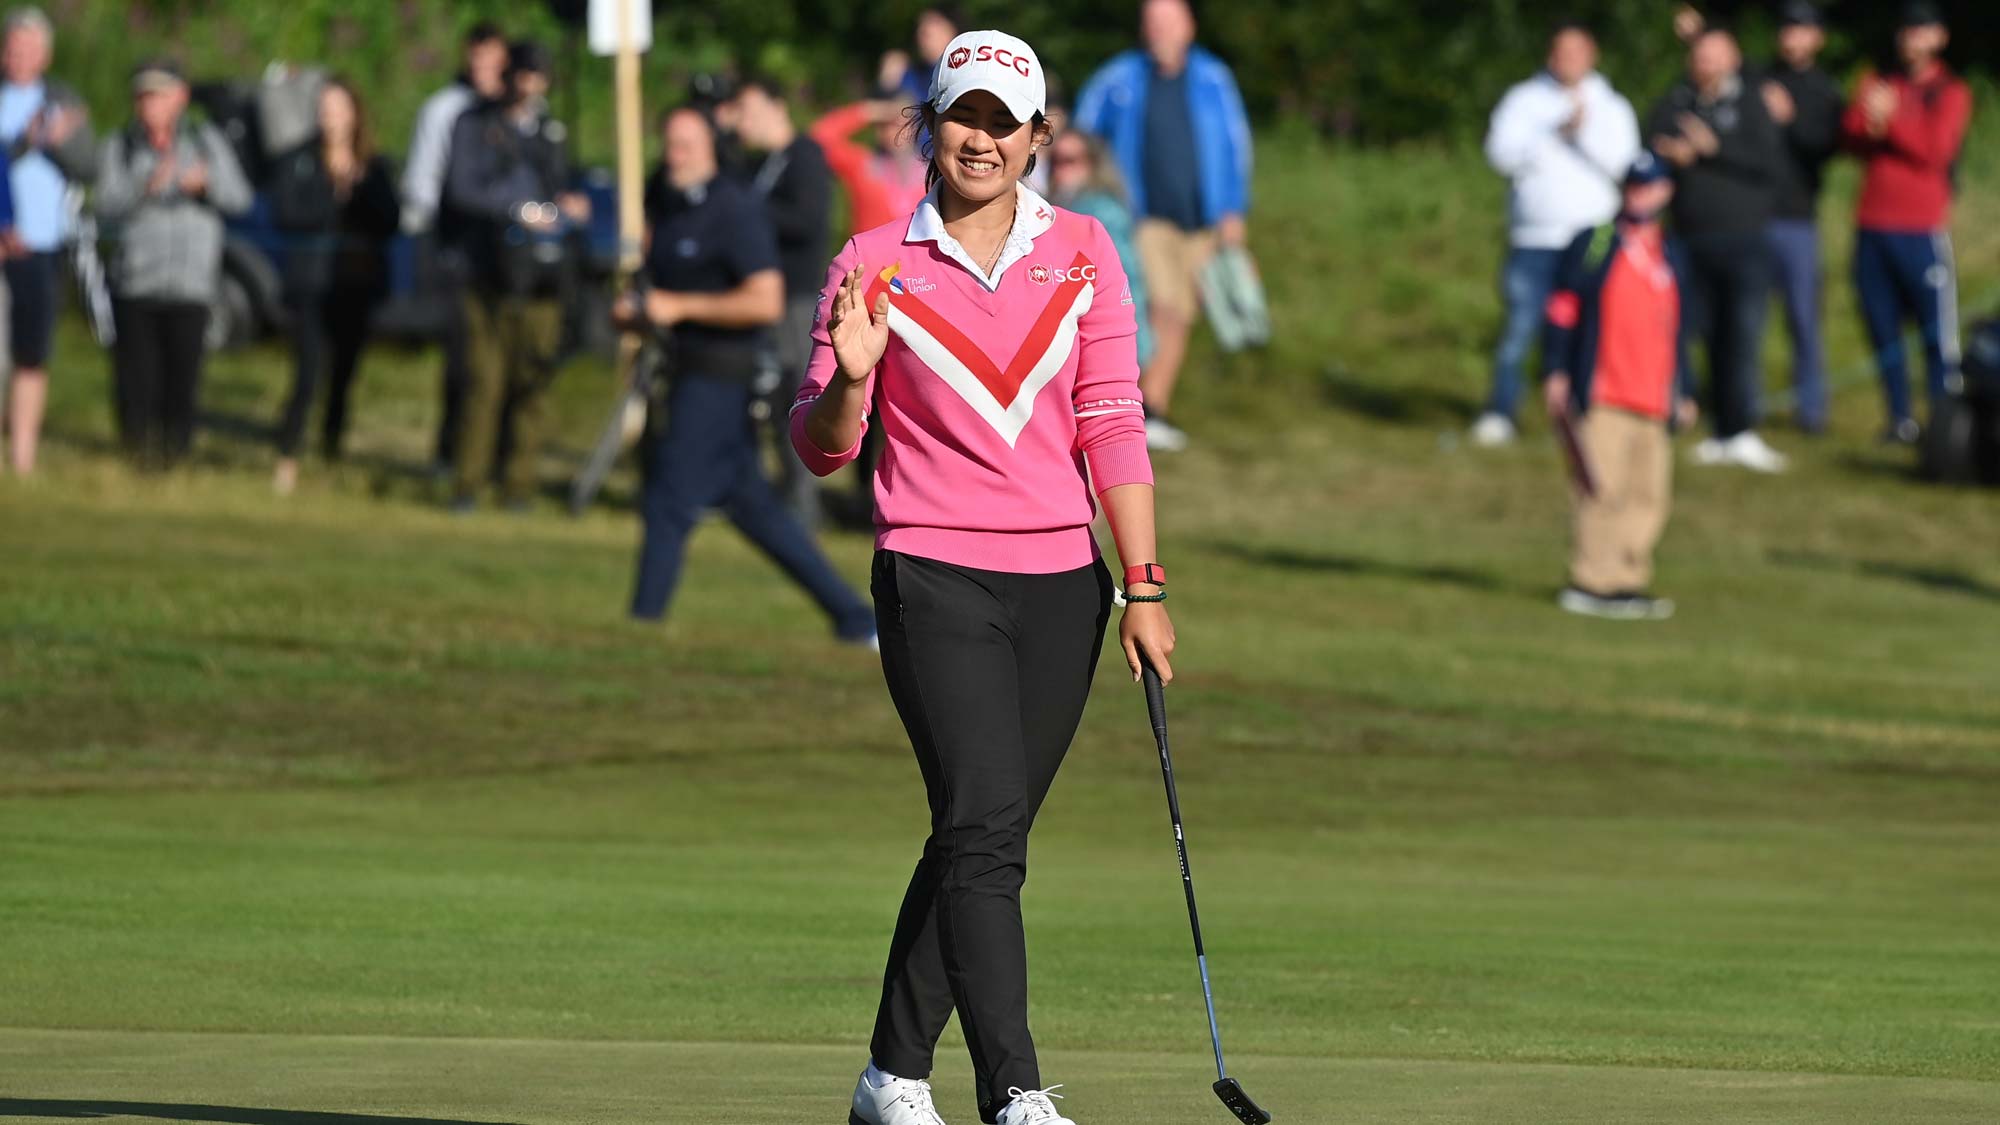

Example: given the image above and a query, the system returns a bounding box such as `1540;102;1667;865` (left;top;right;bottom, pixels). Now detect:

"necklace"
976;220;1011;277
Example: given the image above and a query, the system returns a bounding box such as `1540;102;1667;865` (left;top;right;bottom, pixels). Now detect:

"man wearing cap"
1474;20;1641;449
93;58;252;470
1543;151;1689;622
1760;1;1843;435
1842;1;1972;445
440;39;588;512
1074;0;1252;453
0;4;95;477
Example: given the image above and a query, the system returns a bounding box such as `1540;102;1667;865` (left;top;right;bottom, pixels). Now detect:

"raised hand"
829;264;891;384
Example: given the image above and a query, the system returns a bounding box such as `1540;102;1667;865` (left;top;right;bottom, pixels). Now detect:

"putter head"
1213;1077;1272;1124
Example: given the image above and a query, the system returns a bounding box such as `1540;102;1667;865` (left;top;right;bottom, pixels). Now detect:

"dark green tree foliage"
47;0;2000;155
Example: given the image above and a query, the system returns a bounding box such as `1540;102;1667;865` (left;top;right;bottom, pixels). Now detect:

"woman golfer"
793;29;1174;1125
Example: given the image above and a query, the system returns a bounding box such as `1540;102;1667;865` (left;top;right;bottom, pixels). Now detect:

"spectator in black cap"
1759;0;1843;435
440;38;590;511
92;57;251;470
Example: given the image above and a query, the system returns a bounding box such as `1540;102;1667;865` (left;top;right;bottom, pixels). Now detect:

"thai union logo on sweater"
867;257;1096;447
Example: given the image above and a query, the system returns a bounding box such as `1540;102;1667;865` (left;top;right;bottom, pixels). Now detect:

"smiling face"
932;88;1039;206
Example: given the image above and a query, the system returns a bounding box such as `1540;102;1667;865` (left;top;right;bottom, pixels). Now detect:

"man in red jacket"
1842;1;1972;444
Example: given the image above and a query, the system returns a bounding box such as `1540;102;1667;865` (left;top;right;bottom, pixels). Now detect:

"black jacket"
1647;75;1781;237
441;100;573;294
269;143;399;294
748;135;832;298
1760;62;1844;220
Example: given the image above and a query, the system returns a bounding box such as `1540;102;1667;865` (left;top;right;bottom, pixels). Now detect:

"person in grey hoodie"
93;59;250;469
1474;21;1639;447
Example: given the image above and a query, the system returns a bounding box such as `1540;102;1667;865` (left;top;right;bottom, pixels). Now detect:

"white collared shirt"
903;183;1058;291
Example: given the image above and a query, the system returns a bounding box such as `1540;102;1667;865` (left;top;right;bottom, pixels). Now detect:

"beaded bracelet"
1123;591;1168;604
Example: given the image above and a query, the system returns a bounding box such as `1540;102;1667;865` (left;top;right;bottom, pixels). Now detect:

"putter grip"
1141;662;1168;738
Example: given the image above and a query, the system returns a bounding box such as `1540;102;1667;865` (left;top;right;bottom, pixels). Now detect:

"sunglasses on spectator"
1050;152;1087;167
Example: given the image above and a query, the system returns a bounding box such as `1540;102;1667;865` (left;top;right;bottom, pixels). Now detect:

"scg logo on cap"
973;43;1033;77
947;46;972;68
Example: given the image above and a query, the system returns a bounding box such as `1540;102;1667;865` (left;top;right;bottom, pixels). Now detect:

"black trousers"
111;297;209;470
1683;230;1775;440
278;287;376;459
868;550;1113;1123
425;238;473;466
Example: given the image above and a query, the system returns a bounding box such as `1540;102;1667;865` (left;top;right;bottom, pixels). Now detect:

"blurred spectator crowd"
0;0;1264;507
1473;0;1974;473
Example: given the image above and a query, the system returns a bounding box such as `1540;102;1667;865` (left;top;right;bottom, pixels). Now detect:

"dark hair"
660;102;719;142
1548;20;1595;44
736;76;787;105
465;20;505;48
910;101;1055;190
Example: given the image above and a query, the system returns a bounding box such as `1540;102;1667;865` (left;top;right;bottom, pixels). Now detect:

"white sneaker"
1145;417;1189;453
851;1070;947;1125
996;1085;1074;1125
1723;431;1789;474
1690;437;1730;466
1469;412;1517;447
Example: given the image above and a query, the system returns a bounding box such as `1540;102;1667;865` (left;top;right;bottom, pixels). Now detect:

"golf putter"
1141;661;1273;1124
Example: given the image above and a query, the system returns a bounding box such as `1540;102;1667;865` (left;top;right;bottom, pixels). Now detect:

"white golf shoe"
850;1069;947;1125
995;1085;1075;1125
1468;412;1517;447
1724;431;1789;474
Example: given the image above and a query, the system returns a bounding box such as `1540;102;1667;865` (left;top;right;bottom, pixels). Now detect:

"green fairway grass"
4;140;1999;1121
7;1030;2000;1124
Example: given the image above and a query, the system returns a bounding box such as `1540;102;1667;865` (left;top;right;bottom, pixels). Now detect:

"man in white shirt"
1474;22;1639;447
403;21;507;471
0;4;93;476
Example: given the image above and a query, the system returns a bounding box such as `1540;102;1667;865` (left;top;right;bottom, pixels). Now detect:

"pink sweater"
790;186;1153;573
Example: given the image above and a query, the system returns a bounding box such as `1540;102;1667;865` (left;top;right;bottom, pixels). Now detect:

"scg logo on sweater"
1028;262;1096;285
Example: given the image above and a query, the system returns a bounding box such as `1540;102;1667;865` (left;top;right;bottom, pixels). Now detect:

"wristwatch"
1123;563;1167;588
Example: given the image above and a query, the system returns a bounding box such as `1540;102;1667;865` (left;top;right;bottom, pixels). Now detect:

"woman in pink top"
794;30;1174;1125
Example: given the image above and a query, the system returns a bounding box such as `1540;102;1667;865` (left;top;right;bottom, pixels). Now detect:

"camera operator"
616;106;873;644
441;39;588;512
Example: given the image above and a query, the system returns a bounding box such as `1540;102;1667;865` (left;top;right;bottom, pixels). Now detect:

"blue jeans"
630;372;874;637
1488;247;1565;418
1854;228;1961;425
1766;219;1828;430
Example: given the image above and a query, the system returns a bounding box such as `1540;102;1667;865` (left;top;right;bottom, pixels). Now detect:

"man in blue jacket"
1075;0;1252;454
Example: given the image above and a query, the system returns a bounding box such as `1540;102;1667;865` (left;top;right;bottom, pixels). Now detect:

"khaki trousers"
1570;407;1672;594
454;293;562;502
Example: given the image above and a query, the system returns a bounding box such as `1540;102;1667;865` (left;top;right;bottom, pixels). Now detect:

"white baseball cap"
928;30;1047;122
